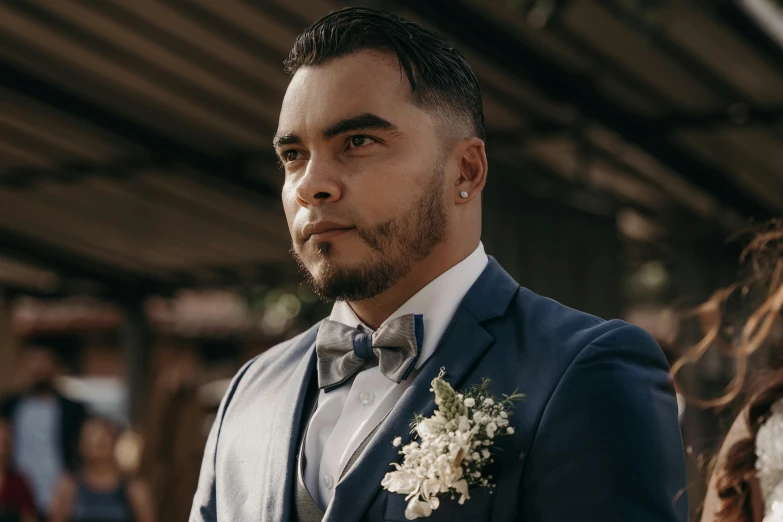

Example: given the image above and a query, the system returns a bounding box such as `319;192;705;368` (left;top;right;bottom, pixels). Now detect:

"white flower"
382;373;522;518
421;479;443;501
416;415;446;438
381;469;419;495
486;422;497;439
506;427;515;435
453;478;470;505
405;498;433;520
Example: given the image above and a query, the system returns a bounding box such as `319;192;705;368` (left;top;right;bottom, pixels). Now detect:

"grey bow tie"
316;314;423;392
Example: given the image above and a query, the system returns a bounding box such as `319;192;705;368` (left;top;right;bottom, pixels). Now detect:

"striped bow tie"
315;314;423;392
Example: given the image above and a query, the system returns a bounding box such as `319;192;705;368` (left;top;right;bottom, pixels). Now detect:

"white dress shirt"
303;242;489;509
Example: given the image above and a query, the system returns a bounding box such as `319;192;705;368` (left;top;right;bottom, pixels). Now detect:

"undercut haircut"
283;7;486;141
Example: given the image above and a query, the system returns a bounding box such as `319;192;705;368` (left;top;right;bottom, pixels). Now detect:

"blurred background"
0;0;782;520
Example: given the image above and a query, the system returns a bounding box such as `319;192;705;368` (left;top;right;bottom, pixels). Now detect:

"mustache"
294;217;396;253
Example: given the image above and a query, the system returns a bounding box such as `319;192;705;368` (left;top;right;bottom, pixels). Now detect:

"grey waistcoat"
293;375;386;522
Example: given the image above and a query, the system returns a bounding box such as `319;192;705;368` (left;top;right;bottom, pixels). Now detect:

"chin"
313;236;368;260
309;253;358;277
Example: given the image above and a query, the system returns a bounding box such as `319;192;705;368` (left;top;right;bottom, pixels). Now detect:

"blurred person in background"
0;337;87;520
49;417;154;522
0;419;36;522
671;221;783;522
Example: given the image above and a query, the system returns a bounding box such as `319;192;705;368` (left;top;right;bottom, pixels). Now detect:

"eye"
281;150;300;163
347;135;376;149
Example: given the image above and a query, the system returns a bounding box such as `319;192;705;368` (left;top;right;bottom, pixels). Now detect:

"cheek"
350;158;429;214
281;183;299;228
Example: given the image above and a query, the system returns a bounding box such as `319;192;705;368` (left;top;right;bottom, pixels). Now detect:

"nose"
295;157;342;207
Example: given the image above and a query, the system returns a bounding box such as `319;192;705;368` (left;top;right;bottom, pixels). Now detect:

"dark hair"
284;7;486;141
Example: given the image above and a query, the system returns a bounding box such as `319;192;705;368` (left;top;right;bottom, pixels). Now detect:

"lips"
303;221;355;242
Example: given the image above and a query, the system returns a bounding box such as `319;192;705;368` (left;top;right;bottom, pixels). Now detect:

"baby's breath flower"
382;374;523;520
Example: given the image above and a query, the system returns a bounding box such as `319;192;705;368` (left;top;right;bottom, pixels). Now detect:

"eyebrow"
273;113;399;149
272;133;301;149
322;113;398;138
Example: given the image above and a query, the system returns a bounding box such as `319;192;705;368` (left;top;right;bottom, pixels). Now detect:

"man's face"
276;51;450;301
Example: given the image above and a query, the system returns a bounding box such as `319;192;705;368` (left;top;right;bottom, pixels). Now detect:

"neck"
348;239;479;329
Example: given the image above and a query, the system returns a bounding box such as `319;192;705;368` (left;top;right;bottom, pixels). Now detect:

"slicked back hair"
284;7;486;141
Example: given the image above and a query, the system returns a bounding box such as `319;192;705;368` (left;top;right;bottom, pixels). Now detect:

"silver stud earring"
460;191;469;199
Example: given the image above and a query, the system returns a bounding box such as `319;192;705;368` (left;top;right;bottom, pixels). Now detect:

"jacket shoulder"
219;321;322;404
509;287;657;365
247;322;321;374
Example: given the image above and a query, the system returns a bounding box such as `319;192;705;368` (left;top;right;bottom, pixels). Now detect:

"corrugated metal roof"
1;0;781;293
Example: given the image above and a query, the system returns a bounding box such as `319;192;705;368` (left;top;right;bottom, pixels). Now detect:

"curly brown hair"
713;370;783;521
672;220;783;521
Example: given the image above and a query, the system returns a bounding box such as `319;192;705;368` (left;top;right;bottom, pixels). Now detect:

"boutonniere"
381;368;524;520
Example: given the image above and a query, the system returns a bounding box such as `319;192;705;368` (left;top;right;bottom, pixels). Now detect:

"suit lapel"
273;325;320;522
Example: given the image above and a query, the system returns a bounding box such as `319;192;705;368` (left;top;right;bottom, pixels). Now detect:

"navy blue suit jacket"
191;258;688;521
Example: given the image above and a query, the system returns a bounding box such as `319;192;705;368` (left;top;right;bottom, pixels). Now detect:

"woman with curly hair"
673;221;783;522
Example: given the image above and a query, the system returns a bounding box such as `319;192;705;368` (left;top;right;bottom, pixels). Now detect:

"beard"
292;163;448;302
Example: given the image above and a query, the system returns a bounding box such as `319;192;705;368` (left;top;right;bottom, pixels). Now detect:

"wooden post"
122;296;150;427
0;289;20;396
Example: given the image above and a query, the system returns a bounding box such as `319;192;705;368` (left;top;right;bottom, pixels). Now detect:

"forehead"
278;50;418;134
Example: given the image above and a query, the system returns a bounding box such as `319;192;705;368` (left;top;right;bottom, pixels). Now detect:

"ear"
454;137;487;203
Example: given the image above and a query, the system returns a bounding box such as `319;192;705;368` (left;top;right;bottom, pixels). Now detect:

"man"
191;8;688;521
0;338;87;520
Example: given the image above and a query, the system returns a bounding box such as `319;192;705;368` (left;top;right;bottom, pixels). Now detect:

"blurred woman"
672;221;783;522
49;418;154;522
0;419;36;522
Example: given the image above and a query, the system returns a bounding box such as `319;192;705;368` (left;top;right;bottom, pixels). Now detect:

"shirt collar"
329;242;489;368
